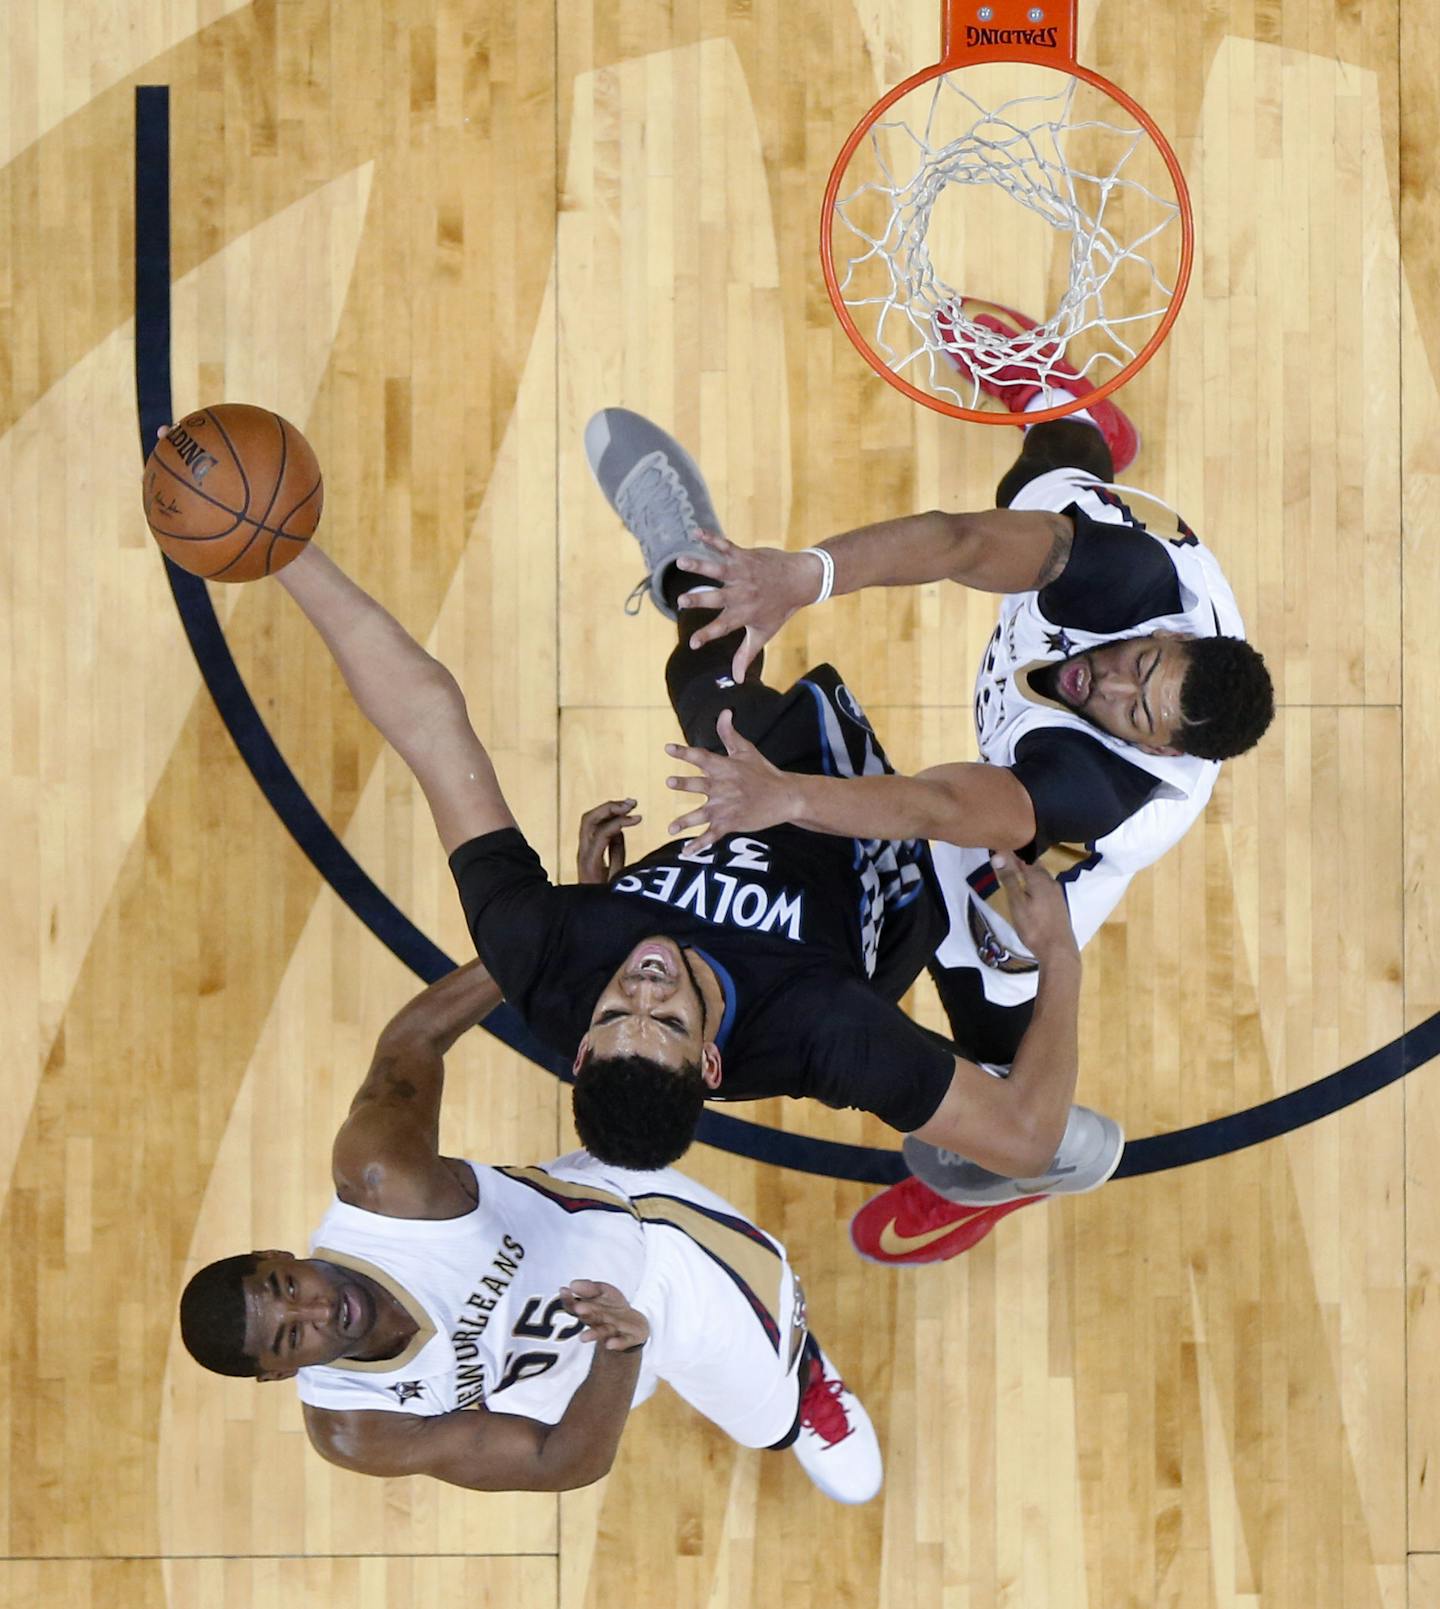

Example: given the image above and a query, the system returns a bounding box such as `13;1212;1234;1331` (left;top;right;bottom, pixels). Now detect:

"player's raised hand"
576;798;641;885
674;531;829;681
989;851;1080;965
664;709;798;855
558;1279;650;1352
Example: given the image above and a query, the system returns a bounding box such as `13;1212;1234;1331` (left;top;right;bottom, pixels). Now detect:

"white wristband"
800;546;835;605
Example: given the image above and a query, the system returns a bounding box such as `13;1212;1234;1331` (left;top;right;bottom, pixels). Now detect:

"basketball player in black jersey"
265;481;1087;1191
610;337;1273;1258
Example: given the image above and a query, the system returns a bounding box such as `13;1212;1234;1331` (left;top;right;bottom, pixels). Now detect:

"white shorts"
555;1154;807;1449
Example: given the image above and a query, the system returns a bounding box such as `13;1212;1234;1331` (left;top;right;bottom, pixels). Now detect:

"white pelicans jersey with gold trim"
294;1152;802;1436
931;470;1246;1007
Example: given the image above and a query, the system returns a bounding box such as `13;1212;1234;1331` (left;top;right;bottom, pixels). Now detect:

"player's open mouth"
1057;659;1089;706
339;1285;371;1336
625;941;678;982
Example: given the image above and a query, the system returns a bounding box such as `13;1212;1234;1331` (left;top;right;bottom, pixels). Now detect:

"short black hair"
572;1052;706;1169
180;1253;262;1378
1176;636;1275;761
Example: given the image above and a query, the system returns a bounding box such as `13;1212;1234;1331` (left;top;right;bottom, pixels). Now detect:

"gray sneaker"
902;1105;1124;1206
583;408;724;619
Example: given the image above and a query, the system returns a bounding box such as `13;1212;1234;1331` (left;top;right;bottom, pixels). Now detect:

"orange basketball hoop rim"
820;0;1195;426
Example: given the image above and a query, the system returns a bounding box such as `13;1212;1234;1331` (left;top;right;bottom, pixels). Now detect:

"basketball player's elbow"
557;1454;615;1491
940;516;986;582
1005;1106;1065;1180
919;1092;1050;1180
400;663;473;759
533;1439;616;1492
949;1114;1052;1181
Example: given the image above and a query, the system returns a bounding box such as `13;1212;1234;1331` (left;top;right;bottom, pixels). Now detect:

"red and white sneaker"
849;1175;1044;1267
932;295;1140;474
790;1346;882;1504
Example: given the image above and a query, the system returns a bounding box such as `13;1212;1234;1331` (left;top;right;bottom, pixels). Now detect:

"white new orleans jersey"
931;468;1246;1007
295;1152;807;1448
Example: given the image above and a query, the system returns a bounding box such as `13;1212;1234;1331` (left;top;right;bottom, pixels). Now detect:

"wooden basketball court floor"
2;1;1438;1604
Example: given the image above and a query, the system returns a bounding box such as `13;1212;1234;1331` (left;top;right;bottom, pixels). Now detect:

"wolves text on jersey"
611;838;805;942
610;833;926;978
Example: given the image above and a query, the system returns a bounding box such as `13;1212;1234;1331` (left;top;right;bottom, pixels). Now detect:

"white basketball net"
831;72;1184;411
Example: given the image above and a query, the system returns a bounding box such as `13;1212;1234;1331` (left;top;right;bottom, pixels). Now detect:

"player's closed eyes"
598;1008;686;1035
1133;649;1158;731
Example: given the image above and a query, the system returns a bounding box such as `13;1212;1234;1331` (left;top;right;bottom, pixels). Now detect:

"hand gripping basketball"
144;404;324;581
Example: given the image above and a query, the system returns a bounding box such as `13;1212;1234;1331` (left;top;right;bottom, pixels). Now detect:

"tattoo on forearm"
1035;519;1073;588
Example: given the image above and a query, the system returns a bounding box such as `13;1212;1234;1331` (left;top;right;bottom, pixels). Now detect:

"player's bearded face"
242;1253;378;1378
584;936;709;1070
1050;633;1190;753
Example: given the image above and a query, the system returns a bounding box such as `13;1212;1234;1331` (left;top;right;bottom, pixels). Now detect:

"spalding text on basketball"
166;425;221;484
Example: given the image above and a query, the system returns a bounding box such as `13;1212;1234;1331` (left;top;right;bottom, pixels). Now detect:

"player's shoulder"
333;1146;479;1219
1011;720;1155;784
1035;500;1185;633
1073;484;1204;549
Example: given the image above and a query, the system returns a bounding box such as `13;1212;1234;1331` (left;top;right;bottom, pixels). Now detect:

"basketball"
143;403;324;581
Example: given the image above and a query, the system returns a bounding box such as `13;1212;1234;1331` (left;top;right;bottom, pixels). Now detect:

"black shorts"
671;659;946;1008
927;960;1034;1065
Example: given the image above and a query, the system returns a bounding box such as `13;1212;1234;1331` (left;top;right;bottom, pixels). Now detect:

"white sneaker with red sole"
932;295;1140;474
790;1346;882;1504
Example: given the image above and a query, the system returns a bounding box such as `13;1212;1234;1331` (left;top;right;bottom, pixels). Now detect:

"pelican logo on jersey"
165;424;221;485
967;900;1035;973
451;1233;525;1409
612;839;806;943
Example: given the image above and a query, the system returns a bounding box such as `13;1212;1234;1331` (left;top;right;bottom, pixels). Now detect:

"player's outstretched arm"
276;545;517;854
665;711;1038;854
672;510;1075;678
331;959;502;1219
302;1281;648;1491
909;854;1081;1176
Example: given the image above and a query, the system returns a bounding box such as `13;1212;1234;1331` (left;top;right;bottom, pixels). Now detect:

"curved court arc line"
136;85;1439;1188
